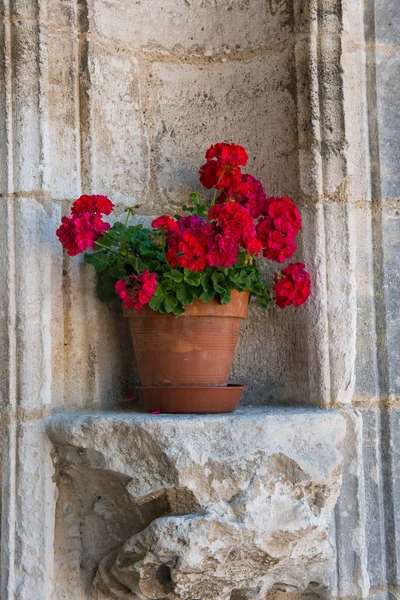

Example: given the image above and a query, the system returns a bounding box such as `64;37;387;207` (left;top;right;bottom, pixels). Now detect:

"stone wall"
48;0;310;408
0;0;399;598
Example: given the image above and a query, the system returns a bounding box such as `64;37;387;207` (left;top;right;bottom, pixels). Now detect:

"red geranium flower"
177;215;204;230
199;160;220;189
205;143;248;167
57;195;114;256
273;262;311;308
173;231;209;272
199;161;242;190
205;232;239;268
115;270;157;313
256;196;301;263
199;143;248;190
151;215;180;233
206;250;238;268
56;212;110;256
208;201;256;244
72;195;114;216
262;196;302;234
244;237;263;255
217;174;267;219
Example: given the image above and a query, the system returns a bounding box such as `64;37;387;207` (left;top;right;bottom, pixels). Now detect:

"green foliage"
83;198;273;314
181;192;209;218
96;271;119;303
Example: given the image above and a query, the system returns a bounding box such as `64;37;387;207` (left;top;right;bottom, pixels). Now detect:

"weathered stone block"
13;198;54;411
48;34;80;198
334;408;369;599
293;35;323;198
375;50;400;200
10;19;43;192
0;18;8;193
323;202;357;404
361;410;386;593
374;0;400;47
85;40;150;204
88;0;293;55
0;420;55;600
48;408;346;600
231;294;311;406
147;51;299;213
354;208;379;400
48;0;76;31
382;210;400;397
9;0;39;18
380;408;400;585
341;46;371;203
54;244;136;411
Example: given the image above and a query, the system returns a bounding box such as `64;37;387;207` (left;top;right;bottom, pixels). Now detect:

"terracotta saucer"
139;385;245;414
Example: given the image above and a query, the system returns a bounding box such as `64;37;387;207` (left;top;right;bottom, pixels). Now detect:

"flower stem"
124;207;132;227
94;240;120;256
210;166;227;206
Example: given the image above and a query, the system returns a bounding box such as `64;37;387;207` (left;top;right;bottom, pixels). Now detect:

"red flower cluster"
217;174;267;219
208;201;262;255
115;270;157;313
151;215;180;234
56;195;114;256
56;143;311;314
199;143;248;190
199;145;303;263
71;195;114;216
256;196;302;263
152;201;263;272
273;263;311;308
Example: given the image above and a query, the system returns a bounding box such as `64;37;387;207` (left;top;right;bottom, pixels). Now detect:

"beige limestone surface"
47;408;346;600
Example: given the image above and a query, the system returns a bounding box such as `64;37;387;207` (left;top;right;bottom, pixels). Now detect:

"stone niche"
47;408;346;600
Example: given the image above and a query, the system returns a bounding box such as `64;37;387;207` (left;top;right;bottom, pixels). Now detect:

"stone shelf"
47;408;346;600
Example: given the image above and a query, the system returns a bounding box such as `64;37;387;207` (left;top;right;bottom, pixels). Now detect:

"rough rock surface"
47;409;346;600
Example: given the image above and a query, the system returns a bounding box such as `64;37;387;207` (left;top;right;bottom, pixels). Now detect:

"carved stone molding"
47;409;346;600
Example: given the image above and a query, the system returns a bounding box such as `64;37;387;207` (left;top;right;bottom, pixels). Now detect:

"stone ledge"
47;408;346;600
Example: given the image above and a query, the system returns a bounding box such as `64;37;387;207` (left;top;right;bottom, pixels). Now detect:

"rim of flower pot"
123;289;249;319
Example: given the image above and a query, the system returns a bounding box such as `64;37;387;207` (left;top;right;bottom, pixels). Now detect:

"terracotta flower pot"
123;290;249;413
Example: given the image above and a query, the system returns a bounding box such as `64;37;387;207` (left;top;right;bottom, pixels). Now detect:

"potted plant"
56;142;311;413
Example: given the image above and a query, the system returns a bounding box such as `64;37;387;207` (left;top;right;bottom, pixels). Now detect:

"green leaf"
96;273;117;303
191;286;203;299
176;285;196;305
164;294;178;313
229;269;252;290
170;269;183;283
184;269;202;286
201;269;213;292
258;295;271;308
84;251;109;272
220;289;232;305
128;223;143;231
200;289;215;303
172;304;185;316
94;236;112;249
149;294;166;312
161;278;173;291
128;255;141;272
109;264;128;279
211;271;225;293
146;260;161;272
111;221;127;233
